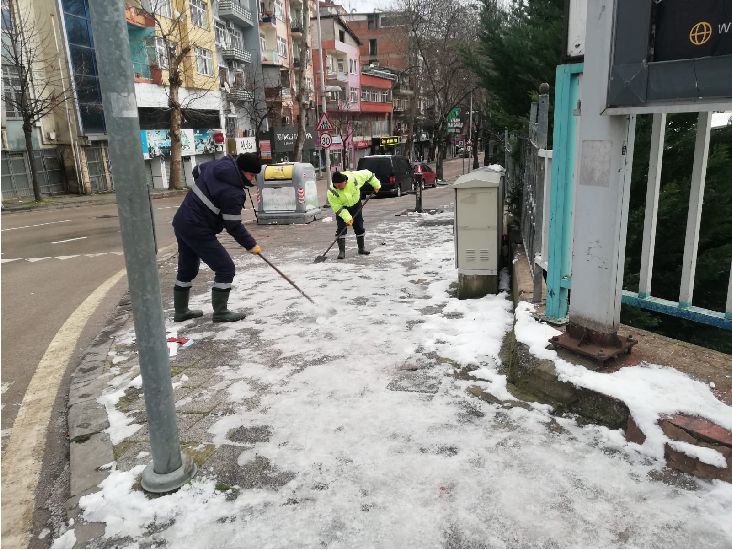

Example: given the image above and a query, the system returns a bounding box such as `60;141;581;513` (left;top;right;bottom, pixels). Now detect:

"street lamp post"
316;5;331;180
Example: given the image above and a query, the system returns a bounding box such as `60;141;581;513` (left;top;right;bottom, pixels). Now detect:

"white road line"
1;220;72;232
0;268;127;548
51;236;87;244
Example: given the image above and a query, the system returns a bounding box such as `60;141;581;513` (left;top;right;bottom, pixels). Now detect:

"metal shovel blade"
313;255;327;263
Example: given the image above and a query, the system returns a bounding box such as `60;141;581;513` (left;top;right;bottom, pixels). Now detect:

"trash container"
255;162;322;225
452;166;504;298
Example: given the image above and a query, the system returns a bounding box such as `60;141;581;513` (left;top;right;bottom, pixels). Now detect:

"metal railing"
218;0;254;26
221;46;252;63
132;61;151;80
621;112;732;329
518;94;550;301
1;148;67;199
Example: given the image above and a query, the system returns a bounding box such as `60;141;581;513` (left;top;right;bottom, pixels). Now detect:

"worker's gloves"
345;219;354;226
248;244;261;255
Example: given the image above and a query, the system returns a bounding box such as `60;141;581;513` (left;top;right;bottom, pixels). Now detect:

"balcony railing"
221;47;252;63
259;14;277;26
228;88;254;102
132;61;151;81
326;70;348;83
261;50;285;65
290;21;303;34
218;0;254;26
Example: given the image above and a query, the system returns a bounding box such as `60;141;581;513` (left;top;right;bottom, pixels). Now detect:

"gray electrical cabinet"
452;167;504;298
255;162;322;225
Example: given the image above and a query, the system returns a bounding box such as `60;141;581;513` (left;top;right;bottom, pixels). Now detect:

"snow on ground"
515;302;732;466
59;212;732;548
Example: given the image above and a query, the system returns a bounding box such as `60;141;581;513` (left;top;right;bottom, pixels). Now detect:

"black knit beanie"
236;153;262;174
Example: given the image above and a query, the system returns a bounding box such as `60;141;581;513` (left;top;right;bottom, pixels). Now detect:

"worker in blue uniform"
172;153;262;323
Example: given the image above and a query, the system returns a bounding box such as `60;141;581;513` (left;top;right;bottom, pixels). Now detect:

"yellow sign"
264;164;294;180
380;136;399;147
689;21;712;46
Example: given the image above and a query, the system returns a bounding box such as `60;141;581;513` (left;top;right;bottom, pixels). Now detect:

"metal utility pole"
549;0;638;364
468;91;473;172
88;0;195;493
316;4;331;179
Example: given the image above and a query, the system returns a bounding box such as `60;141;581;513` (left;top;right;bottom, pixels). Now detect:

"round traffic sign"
320;132;332;149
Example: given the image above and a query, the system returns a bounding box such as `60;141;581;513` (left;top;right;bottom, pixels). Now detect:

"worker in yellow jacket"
327;170;381;259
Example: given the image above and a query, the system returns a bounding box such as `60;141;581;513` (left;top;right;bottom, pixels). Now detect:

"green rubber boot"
173;286;203;322
357;235;370;255
337;238;346;260
212;288;246;322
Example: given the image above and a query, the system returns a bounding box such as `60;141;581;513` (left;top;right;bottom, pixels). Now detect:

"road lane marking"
1;220;72;232
51;237;87;244
0;268;127;548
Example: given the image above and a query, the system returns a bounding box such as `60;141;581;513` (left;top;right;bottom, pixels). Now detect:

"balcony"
259;14;277;26
132;61;163;85
125;5;154;28
228;88;254;102
218;0;254;26
221;47;252;63
326;70;348;84
290;21;303;35
261;49;286;66
264;87;292;101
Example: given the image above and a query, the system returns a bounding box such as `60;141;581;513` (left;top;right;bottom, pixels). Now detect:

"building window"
260;33;266;52
153;0;172;18
190;0;208;29
337;59;344;73
230;28;243;50
350;88;358;103
367;14;377;30
368;39;377;56
2;65;21;119
61;0;105;134
361;89;367;101
195;46;213;75
274;0;283;19
215;21;228;47
146;36;172;69
338;29;345;42
349;59;357;73
277;36;287;57
381;90;389;102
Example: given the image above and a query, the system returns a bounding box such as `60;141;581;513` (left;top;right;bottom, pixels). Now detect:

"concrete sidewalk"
48;176;732;548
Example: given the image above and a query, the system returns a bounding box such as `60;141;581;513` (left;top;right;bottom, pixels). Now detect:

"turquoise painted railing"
545;63;583;322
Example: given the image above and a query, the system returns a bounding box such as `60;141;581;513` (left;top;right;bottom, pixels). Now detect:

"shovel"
258;253;316;304
314;194;374;263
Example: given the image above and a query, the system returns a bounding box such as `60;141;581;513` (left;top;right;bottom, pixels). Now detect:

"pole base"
141;452;196;494
549;322;637;366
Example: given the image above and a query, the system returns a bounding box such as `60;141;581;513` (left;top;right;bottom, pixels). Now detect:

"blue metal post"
545;63;583;321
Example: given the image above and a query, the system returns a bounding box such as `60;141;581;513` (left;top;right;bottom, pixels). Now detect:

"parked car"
413;162;437;188
357;155;413;197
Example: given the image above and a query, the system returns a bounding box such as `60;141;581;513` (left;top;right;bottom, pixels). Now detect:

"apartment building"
2;0;113;199
256;0;317;162
310;11;360;170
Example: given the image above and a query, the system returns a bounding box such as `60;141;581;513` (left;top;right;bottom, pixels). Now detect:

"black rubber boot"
337;238;346;260
211;288;245;322
357;235;370;255
173;286;203;322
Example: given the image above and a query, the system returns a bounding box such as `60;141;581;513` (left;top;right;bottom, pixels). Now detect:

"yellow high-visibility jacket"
326;170;382;223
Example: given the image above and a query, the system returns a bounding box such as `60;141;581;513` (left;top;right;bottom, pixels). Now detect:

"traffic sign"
319;132;332;149
316;112;334;132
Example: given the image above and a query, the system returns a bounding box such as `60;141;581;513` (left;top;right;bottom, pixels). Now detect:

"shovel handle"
258;253;316;304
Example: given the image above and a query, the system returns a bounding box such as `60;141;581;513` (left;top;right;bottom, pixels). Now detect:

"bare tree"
397;0;479;179
1;0;75;201
292;0;311;161
229;64;281;146
146;0;216;189
326;95;358;170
